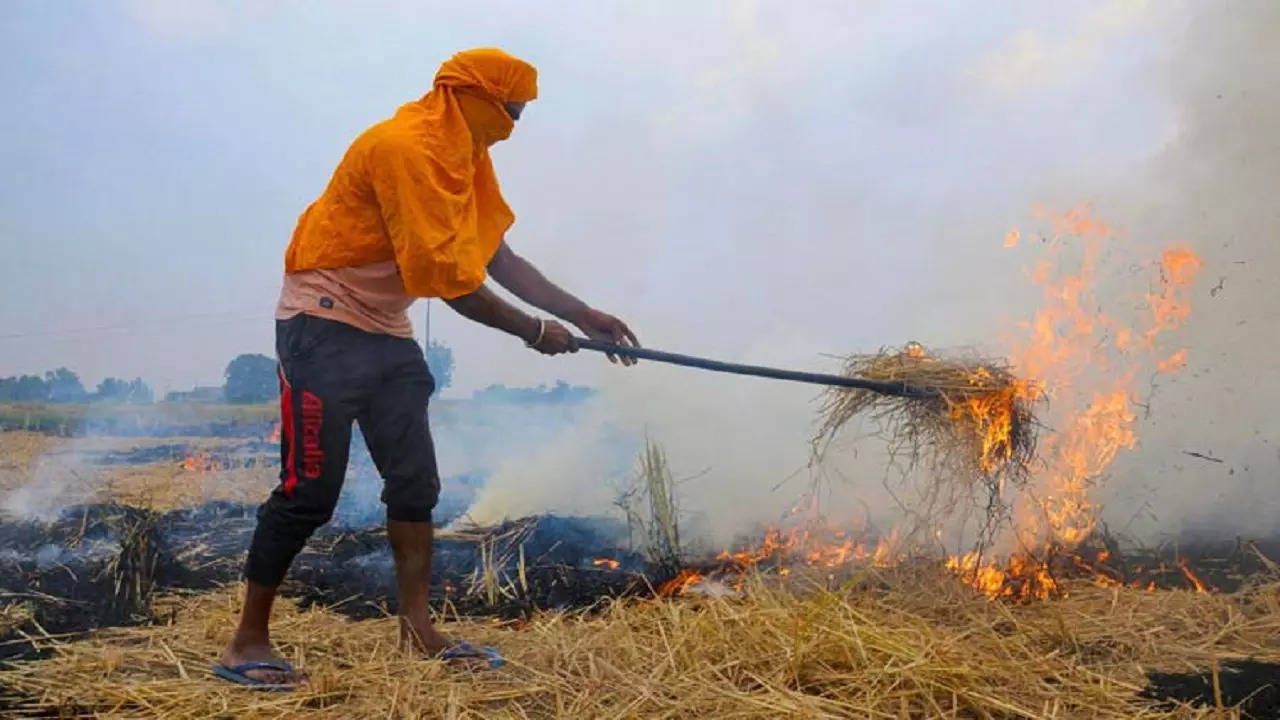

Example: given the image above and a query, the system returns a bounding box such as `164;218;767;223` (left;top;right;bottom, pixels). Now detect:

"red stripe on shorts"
278;364;299;498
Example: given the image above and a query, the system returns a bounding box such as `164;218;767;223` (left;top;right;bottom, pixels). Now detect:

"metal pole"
424;299;431;352
574;337;939;399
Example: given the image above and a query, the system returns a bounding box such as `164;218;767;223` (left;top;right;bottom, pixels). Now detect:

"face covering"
456;91;515;147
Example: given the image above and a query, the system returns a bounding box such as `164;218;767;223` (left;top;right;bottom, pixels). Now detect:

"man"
214;48;638;688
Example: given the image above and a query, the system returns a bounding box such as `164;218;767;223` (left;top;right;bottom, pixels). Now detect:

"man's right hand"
527;318;577;355
443;286;578;356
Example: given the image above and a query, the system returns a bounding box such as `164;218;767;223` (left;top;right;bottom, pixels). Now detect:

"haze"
3;1;1276;540
4;0;1171;393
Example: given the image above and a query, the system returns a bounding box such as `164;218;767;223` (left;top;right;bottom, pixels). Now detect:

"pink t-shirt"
275;260;415;338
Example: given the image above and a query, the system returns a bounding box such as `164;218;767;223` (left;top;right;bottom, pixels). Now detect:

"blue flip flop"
439;641;505;669
210;661;299;691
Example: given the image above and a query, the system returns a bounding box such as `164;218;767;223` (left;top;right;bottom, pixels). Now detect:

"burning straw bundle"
813;343;1039;535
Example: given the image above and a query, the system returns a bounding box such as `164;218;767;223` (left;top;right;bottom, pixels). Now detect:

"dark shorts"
244;314;439;587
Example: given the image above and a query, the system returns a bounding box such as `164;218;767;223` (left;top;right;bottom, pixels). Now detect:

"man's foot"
218;637;306;686
399;616;454;656
400;619;504;668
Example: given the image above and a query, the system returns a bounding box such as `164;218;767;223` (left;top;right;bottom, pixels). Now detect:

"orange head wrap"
284;48;538;299
432;48;538;147
434;47;538;103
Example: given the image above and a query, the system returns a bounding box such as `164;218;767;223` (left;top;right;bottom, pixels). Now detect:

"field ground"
1;429;1279;717
0;430;276;510
0;403;279;436
4;574;1280;718
0;401;471;437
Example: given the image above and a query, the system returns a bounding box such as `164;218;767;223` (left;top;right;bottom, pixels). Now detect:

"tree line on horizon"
1;341;594;406
0;368;153;404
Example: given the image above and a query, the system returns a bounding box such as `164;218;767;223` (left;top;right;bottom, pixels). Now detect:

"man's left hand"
573;308;640;366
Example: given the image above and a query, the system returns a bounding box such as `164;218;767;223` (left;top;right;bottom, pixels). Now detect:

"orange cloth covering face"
283;48;538;299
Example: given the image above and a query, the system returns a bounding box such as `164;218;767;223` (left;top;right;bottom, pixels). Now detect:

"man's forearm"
443;285;540;344
488;244;588;322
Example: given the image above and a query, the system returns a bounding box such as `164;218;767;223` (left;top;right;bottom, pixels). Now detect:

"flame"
1177;557;1211;593
945;552;1059;600
947;381;1027;473
266;423;281;444
947;204;1202;598
1157;349;1187;374
181;452;207;472
715;525;879;571
180;451;225;473
642;206;1204;603
872;528;900;568
1142;248;1201;346
1160;246;1204;287
657;569;706;597
592;557;620;570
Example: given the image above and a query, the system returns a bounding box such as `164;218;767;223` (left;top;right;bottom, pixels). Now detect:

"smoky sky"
2;0;1176;395
4;0;1275;541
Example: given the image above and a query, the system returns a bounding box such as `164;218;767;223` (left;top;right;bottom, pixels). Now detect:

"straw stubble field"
5;573;1280;718
3;431;1280;718
0;430;275;510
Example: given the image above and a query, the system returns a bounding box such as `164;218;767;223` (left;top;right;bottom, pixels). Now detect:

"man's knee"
383;473;439;524
257;492;336;536
244;495;336;587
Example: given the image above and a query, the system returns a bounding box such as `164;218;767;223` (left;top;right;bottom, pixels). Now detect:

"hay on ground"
4;572;1279;718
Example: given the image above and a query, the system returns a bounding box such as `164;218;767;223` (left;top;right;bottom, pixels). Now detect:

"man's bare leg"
388;519;451;654
218;582;305;684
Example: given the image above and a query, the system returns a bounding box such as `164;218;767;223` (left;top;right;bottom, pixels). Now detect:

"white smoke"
463;0;1280;548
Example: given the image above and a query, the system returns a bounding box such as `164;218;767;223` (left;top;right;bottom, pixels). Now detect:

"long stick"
575;338;939;399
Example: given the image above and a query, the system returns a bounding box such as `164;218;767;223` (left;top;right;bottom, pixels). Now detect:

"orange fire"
180;451;225;473
946;204;1202;598
643;205;1204;603
657;569;706;597
713;524;892;572
1156;349;1188;374
1177;557;1211;594
592;557;621;570
181;452;206;472
948;380;1028;474
946;551;1059;600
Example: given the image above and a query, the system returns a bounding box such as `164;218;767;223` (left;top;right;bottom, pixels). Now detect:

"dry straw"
4;571;1279;718
812;344;1039;546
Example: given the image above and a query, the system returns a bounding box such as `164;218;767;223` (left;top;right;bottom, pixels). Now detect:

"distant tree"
19;375;49;402
0;374;50;403
471;380;596;405
125;378;154;404
93;377;129;402
162;386;222;404
425;341;454;396
92;376;150;403
224;353;278;404
44;367;87;403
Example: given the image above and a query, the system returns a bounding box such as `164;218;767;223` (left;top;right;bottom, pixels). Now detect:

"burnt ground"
2;501;1280;715
1142;661;1280;719
83;440;280;469
0;502;654;662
